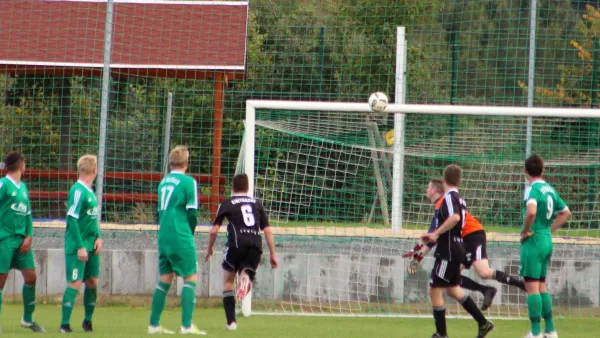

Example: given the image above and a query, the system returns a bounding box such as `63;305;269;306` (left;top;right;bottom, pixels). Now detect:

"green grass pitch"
2;304;596;337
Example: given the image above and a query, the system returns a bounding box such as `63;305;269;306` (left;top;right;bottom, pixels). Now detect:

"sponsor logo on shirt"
10;202;28;215
86;207;99;217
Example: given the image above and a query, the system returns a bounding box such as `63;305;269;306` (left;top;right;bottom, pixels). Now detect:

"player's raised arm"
421;195;460;244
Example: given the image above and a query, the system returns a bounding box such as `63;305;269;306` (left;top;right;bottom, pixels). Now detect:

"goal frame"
242;100;600;317
244;99;600;224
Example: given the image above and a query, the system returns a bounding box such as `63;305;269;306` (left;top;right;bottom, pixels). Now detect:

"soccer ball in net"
368;92;388;112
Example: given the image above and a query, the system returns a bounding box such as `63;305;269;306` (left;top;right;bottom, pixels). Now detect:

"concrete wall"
6;249;598;309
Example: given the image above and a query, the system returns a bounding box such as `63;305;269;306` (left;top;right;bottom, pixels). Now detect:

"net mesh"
244;107;600;317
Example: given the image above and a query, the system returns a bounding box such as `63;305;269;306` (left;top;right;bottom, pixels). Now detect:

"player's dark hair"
429;178;444;194
232;174;249;193
443;164;461;187
4;151;25;172
525;154;544;177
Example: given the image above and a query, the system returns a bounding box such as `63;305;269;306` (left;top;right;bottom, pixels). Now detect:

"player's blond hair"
169;146;189;169
77;155;97;175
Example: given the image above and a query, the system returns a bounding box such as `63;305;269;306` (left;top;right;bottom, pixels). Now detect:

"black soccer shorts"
222;245;262;281
463;230;488;269
430;258;462;288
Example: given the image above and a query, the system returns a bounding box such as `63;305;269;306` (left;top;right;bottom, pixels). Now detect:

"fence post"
96;0;114;222
525;0;538;157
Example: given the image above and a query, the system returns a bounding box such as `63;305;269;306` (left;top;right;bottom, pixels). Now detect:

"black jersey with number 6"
434;188;466;262
213;195;269;250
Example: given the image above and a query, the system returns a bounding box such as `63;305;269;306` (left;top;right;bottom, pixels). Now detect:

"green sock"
527;294;543;335
22;284;36;323
84;287;97;322
181;281;197;328
0;287;3;313
149;282;171;327
540;292;555;333
61;287;79;326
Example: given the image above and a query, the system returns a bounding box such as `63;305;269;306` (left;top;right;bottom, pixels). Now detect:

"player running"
206;173;278;331
148;146;206;335
0;151;44;333
60;155;102;333
405;178;525;311
521;155;570;338
421;165;494;338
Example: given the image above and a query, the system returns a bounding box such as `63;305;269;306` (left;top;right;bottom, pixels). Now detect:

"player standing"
421;165;494;338
0;152;44;333
205;174;278;330
60;155;102;333
405;178;525;310
148;146;206;335
521;155;570;338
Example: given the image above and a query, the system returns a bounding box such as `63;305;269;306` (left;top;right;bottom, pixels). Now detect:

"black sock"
459;295;488;327
494;270;526;290
433;306;447;336
461;275;490;294
223;291;236;325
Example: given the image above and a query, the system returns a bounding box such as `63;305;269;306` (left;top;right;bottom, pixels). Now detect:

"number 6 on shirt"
241;205;255;226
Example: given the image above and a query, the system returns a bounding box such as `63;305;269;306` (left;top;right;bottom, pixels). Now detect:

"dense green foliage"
1;0;599;223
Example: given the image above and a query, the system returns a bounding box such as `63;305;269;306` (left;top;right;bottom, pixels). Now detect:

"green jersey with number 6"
65;180;100;254
157;171;198;251
0;176;33;240
523;180;568;235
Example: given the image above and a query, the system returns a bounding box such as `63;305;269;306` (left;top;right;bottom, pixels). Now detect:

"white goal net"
235;101;600;318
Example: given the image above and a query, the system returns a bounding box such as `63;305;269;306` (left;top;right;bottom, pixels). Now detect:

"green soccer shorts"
519;234;553;280
65;252;100;283
158;247;197;278
0;235;35;273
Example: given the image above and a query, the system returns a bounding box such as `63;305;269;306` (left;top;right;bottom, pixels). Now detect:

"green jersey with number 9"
157;171;198;251
523;180;568;235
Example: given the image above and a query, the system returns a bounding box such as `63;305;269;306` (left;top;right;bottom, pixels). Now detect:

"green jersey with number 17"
0;176;33;240
65;180;100;254
157;171;198;251
523;180;568;235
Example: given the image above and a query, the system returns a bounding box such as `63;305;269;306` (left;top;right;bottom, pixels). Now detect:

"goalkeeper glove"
403;243;425;274
402;242;423;259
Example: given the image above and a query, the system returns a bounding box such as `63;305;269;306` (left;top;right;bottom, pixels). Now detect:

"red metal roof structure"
0;0;248;79
0;0;248;218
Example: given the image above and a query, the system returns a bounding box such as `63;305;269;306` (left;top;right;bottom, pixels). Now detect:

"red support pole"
211;72;225;221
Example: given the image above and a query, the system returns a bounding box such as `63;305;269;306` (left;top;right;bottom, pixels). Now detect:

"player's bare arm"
205;224;220;261
421;213;460;244
550;208;571;232
19;208;33;253
263;226;278;268
522;203;537;242
94;238;103;254
19;236;32;254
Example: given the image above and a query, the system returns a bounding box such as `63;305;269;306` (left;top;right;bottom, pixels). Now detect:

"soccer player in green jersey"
59;155;102;333
0;152;44;333
148;146;206;335
521;154;571;338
